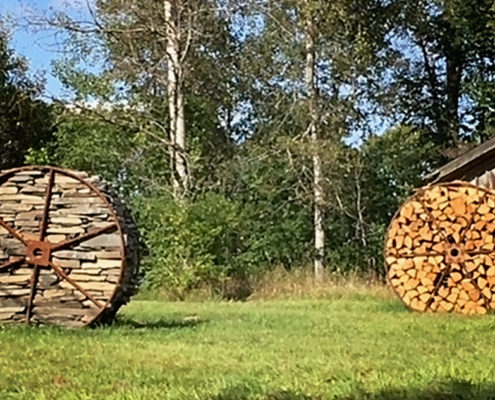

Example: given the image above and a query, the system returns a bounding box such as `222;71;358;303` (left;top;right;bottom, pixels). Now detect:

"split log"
385;181;495;315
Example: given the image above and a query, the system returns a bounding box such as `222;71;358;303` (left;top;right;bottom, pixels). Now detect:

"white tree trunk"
305;15;325;282
165;0;188;198
175;67;188;191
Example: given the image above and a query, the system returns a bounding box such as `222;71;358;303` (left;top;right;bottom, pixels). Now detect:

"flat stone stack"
0;166;139;327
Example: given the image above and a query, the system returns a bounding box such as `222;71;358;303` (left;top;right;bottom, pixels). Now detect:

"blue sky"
0;0;90;98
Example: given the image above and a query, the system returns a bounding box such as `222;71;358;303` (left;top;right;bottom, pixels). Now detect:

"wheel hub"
445;243;465;265
25;240;52;267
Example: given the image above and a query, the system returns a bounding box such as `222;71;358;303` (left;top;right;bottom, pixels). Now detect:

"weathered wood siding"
471;168;495;190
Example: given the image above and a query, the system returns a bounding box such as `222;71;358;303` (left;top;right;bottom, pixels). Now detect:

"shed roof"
425;136;495;183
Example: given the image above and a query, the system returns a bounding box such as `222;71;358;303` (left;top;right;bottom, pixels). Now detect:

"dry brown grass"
140;267;393;302
247;266;392;301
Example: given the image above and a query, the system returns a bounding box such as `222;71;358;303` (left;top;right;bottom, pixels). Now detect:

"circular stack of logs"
385;181;495;315
0;166;139;327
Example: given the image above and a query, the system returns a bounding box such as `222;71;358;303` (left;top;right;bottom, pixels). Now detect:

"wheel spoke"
0;218;27;246
25;265;40;324
416;192;449;242
425;266;452;309
49;261;105;310
461;192;488;242
39;169;55;241
0;257;25;272
459;261;491;308
51;223;119;252
467;250;494;256
390;252;444;259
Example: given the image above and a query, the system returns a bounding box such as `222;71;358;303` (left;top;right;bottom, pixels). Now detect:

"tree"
0;29;53;169
304;3;325;281
22;0;459;293
381;0;495;147
227;0;389;279
38;0;238;197
164;0;188;196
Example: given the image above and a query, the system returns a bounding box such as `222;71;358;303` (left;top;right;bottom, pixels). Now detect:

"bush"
135;192;255;298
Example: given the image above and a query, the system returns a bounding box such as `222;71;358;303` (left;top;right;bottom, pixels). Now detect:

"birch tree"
304;9;324;281
230;0;388;278
164;0;188;196
30;0;236;198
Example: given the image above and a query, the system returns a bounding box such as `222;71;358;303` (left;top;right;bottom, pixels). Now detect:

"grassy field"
1;288;495;399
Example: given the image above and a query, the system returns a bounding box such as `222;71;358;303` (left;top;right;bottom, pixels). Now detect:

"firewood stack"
0;166;139;327
385;181;495;315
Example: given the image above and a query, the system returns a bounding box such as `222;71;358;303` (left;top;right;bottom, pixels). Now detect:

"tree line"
2;0;495;298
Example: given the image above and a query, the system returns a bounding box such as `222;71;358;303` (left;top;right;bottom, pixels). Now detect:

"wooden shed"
426;137;495;188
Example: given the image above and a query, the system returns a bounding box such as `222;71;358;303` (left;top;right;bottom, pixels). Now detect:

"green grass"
1;291;495;399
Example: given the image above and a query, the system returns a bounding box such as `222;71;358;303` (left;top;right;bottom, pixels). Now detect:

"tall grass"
139;267;390;302
248;267;389;301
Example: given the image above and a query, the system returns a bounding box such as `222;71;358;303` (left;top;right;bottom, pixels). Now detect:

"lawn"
1;290;495;399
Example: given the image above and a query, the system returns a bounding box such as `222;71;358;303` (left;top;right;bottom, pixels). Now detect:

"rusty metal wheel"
0;166;139;327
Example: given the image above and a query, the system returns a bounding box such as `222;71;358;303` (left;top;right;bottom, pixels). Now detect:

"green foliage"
55;113;136;180
381;0;495;145
23;0;495;291
52;109;171;196
136;192;253;297
219;141;314;268
0;31;54;168
24;145;56;166
358;127;438;272
362;126;439;224
51;112;439;287
318;127;438;275
50;0;237;188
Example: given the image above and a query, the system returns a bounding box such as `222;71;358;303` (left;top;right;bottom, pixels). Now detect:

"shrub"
135;192;254;298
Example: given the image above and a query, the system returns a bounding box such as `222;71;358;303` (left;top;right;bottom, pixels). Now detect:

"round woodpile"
0;166;139;327
385;181;495;315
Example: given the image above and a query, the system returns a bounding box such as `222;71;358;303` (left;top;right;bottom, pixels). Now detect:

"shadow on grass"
112;316;205;330
209;380;495;400
210;386;318;400
359;379;495;400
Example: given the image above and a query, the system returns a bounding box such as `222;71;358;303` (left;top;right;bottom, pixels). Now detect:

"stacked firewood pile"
0;166;139;327
385;182;495;315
